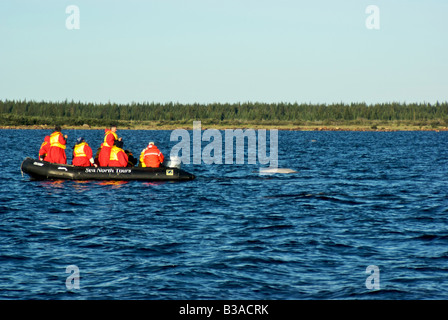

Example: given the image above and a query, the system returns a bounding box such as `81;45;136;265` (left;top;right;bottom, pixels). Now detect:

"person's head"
55;125;61;132
110;124;117;133
148;141;154;147
76;137;85;144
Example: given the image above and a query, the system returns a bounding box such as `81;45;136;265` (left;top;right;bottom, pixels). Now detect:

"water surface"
1;129;447;299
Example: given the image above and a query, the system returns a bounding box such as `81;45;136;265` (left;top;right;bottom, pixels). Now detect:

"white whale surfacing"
259;167;297;174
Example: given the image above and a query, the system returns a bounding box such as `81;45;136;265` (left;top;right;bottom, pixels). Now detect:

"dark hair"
55;125;61;132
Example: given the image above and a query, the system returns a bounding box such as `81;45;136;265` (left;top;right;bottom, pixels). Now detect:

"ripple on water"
1;130;448;299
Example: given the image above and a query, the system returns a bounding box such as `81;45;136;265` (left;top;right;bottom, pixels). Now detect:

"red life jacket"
108;146;128;167
143;145;164;168
39;136;50;160
103;129;118;148
46;131;67;164
73;142;93;167
49;131;66;149
98;129;118;166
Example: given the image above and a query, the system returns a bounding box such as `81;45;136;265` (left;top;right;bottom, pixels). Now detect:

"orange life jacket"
73;142;88;158
39;136;50;158
50;132;66;149
110;146;121;162
109;145;128;167
143;145;164;168
103;130;118;148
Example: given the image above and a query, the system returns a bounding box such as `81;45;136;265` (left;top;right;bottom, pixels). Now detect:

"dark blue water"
1;129;447;299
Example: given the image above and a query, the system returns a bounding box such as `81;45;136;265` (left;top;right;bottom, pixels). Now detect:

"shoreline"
1;123;448;132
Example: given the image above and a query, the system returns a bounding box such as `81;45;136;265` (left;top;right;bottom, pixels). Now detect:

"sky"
0;0;447;105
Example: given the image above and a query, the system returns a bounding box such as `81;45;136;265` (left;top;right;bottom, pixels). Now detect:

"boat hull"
20;158;195;181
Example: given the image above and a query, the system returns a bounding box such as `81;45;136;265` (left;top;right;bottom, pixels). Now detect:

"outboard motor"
163;156;181;169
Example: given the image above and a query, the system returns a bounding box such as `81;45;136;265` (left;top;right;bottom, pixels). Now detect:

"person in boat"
38;135;50;161
125;149;138;167
93;147;101;166
72;137;98;167
46;125;68;164
139;142;165;168
98;125;122;167
95;143;135;167
108;139;128;167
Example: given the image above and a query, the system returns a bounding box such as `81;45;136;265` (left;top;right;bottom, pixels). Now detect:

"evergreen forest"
1;100;447;129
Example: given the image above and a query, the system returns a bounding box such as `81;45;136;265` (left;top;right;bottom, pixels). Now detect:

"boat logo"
57;167;68;171
166;169;174;176
33;162;44;166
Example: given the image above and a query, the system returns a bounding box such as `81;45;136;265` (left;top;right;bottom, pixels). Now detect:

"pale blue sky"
0;0;447;105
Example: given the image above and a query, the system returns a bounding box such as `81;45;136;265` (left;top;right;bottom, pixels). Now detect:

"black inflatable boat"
20;157;195;182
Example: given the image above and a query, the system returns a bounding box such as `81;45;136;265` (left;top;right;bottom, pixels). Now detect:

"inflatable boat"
20;157;195;182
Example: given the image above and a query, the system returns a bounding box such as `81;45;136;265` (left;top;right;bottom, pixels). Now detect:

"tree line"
1;99;447;127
